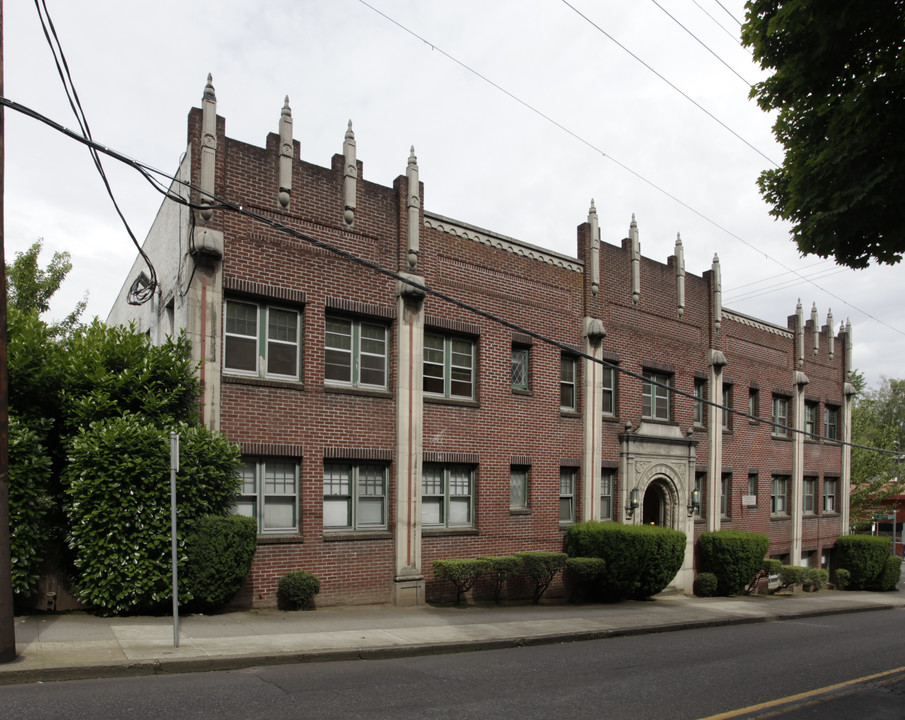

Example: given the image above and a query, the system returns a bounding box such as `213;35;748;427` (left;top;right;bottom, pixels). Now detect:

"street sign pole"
170;432;179;648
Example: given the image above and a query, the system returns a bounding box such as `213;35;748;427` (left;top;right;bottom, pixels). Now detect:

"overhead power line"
3;93;900;458
355;0;904;337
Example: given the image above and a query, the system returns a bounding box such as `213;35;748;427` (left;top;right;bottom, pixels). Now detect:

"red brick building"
109;78;855;607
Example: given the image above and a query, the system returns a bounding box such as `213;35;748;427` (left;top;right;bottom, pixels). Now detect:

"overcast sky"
5;0;903;388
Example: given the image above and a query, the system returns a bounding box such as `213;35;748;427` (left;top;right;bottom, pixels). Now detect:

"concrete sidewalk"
2;590;904;685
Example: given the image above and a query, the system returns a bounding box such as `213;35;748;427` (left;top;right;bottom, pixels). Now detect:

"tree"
742;1;905;268
7;239;85;333
850;372;905;523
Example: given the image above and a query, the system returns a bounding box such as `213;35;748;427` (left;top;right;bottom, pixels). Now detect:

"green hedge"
877;556;902;591
698;530;769;596
277;570;321;610
834;568;851;590
477;555;521;603
835;535;893;590
693;572;718;597
184;515;258;612
515;551;568;604
432;558;489;605
564;521;685;600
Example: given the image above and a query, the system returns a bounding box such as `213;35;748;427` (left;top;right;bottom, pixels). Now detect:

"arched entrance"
642;477;671;527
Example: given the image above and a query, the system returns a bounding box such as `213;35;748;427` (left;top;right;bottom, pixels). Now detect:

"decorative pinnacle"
345;120;354;140
675;232;682;247
204;73;215;100
282;96;291;117
409;145;417;166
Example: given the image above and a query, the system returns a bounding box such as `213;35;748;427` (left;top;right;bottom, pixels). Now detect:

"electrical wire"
558;0;776;165
649;0;752;86
689;0;743;45
4;92;898;458
33;0;158;305
355;0;905;338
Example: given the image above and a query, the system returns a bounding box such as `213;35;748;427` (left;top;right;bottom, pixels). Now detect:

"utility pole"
0;0;17;665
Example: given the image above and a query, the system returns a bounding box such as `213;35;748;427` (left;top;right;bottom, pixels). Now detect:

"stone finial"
200;74;217;221
712;253;722;331
278;96;293;208
406;146;420;270
796;299;804;368
589;200;599;297
811;302;819;356
845;319;853;380
675;233;685;319
827;309;835;359
343;120;357;226
630;214;640;306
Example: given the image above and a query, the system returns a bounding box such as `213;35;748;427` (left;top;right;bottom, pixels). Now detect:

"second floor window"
805;402;819;437
602;365;616;416
424;334;475;400
422;464;474;528
601;469;615;521
771;475;789;515
325;317;388;389
224;300;300;380
511;347;529;391
772;396;790;437
803;477;816;514
824;479;838;513
561;356;577;411
722;385;733;431
560;468;577;523
693;379;706;426
825;406;840;441
643;371;672;421
510;467;529;510
323;463;387;531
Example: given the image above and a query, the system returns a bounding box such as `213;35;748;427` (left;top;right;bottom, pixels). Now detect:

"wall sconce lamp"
625;488;640;518
688;488;701;516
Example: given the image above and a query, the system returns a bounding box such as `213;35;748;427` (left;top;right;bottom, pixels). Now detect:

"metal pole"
170;431;179;648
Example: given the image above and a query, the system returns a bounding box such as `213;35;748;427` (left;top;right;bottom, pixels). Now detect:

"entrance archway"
642;478;670;526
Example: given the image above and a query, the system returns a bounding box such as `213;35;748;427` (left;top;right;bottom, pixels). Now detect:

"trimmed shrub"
802;568;828;592
516;551;569;604
779;565;806;589
432;558;489;605
763;558;782;575
477;555;521;603
877;556;902;591
277;570;321;610
835;535;892;590
698;530;769;596
834;567;851;590
565;557;607;602
693;572;718;597
64;414;242;615
184;515;258;612
564;521;685;600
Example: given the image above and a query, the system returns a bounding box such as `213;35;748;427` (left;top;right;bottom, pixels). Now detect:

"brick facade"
108;80;853;608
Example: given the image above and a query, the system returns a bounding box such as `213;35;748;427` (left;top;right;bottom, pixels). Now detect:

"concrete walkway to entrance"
2;589;904;685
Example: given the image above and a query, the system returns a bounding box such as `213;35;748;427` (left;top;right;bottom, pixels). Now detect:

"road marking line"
696;665;905;720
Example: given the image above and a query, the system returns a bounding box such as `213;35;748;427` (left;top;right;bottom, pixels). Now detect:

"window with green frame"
421;464;474;527
323;462;387;531
511;346;529;391
324;316;388;389
224;299;300;380
600;468;615;520
602;365;616;416
235;459;299;534
561;355;577;411
560;467;577;523
424;334;475;399
642;370;672;421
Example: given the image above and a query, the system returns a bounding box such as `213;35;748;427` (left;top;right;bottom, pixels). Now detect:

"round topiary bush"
277;570;321;610
834;567;851;590
693;572;718;597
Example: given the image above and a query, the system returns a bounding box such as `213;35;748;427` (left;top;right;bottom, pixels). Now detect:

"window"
722;384;732;431
323;463;387;531
747;473;758;497
805;402;819;438
772;395;790;437
324;317;388;389
511;347;529;391
693;379;706;426
720;473;731;518
749;387;760;422
693;472;706;520
560;468;577;523
602;365;617;417
771;475;789;515
601;469;615;521
510;467;529;510
235;459;298;534
224;300;300;379
824;479;838;513
561;356;577;411
825;405;840;441
424;334;475;399
422;464;474;528
643;371;672;421
803;477;816;514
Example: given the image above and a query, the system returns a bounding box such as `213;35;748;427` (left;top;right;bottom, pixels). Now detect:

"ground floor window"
236;459;299;534
771;475;789;516
422;464;474;528
560;468;577;523
323;463;387;531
